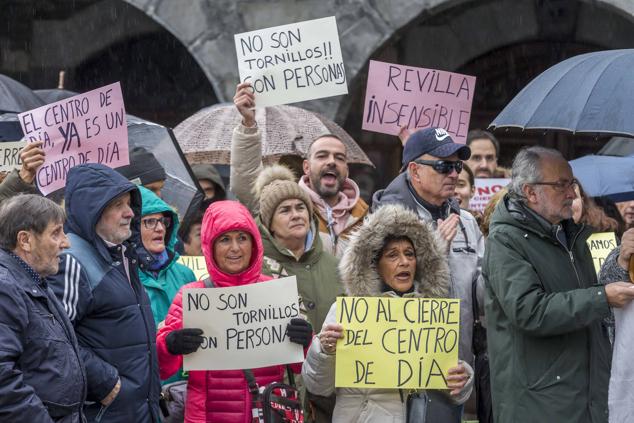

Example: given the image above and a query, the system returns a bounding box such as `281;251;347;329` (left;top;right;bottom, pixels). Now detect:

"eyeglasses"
141;216;172;230
531;179;578;192
413;159;463;174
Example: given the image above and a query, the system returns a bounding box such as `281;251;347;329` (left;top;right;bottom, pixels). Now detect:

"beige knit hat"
254;165;313;230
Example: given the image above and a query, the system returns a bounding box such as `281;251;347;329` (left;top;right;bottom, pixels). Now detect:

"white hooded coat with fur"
302;204;473;423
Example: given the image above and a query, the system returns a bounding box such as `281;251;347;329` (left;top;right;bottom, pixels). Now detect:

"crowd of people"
1;81;634;423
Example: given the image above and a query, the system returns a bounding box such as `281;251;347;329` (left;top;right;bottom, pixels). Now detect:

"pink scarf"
299;175;360;236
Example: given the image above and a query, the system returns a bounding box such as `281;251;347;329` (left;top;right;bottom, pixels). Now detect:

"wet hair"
466;129;500;157
373;235;415;264
305;134;347;159
509;146;564;200
0;194;65;250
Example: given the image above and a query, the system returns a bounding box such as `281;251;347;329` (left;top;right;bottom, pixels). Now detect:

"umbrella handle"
58;70;65;89
629;255;634;283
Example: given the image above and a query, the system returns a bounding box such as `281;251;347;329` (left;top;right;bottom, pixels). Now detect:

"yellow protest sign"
335;296;460;390
586;232;617;274
177;256;208;281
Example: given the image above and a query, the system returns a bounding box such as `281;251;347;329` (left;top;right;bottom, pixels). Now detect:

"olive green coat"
258;216;343;331
483;195;612;423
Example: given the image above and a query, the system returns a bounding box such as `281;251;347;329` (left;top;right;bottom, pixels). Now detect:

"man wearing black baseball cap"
373;127;484;417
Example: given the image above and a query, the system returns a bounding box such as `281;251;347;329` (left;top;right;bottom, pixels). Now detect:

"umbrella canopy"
174;103;373;166
570;155;634;202
0;113;23;142
125;115;203;218
34;89;79;104
597;136;634;157
490;49;634;137
0;74;44;113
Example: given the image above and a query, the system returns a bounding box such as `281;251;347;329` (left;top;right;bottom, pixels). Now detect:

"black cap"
401;128;471;170
117;146;166;185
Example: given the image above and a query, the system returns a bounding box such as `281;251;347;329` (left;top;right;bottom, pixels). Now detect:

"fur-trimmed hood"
339;204;450;298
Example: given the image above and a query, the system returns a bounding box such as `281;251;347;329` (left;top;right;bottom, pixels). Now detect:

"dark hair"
467;129;500;157
460;162;475;187
594;196;627;239
373;235;414;264
0;194;65;250
305;134;347;159
178;197;218;243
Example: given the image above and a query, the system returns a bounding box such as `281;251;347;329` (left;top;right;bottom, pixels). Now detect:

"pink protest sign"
470;178;510;212
18;82;129;195
362;60;476;143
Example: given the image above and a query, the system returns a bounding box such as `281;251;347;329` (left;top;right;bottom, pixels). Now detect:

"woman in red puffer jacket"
157;201;312;423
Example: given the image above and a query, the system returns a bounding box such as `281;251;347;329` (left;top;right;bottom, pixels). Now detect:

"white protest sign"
183;276;303;371
234;16;348;107
17;82;129;195
0;141;26;172
470;178;510;212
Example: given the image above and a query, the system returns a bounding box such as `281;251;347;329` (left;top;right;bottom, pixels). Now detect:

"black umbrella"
0;113;23;142
0;74;44;113
34;89;78;104
126;115;203;219
490;49;634;137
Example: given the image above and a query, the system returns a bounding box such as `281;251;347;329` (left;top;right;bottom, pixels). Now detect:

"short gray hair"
509;146;565;199
0;194;65;250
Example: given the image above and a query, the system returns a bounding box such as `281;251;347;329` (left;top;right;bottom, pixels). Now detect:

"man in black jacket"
48;163;160;423
0;194;86;422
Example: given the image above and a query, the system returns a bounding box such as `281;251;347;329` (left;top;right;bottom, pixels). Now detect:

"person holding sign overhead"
156;200;313;423
302;204;473;422
230;82;368;258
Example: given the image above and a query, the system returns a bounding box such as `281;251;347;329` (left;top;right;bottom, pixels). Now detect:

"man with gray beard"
483;146;634;423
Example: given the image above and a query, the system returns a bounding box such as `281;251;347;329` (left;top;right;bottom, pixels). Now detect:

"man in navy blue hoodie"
48;163;160;422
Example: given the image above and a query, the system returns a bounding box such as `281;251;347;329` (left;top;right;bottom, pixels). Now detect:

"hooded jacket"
48;164;161;423
302;204;473;423
483;195;611;423
157;201;299;423
137;186;196;326
372;171;485;367
0;249;86;423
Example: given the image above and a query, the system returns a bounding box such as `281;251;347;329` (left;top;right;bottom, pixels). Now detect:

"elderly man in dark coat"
0;194;86;422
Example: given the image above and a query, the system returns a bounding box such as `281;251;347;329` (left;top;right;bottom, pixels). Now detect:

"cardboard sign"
335;297;460;390
362;60;476;143
587;232;617;274
470;178;510;212
177;256;208;281
234;16;347;107
17;82;129;194
0;141;26;172
183;276;303;371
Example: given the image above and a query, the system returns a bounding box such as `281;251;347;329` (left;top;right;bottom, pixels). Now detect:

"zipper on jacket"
565;226;584;289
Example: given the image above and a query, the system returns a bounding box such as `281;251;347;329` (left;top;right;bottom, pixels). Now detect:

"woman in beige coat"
301;204;473;422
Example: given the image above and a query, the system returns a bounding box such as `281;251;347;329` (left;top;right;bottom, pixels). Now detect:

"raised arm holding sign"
234;16;348;107
17;82;129;195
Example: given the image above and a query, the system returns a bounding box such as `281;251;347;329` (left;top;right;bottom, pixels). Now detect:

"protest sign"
0;141;26;172
177;256;208;281
362;60;476;143
470;178;510;212
234;16;347;107
335;296;460;390
17;82;129;195
586;232;617;274
183;276;303;371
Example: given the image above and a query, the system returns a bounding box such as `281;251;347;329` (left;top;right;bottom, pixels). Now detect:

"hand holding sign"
18;141;45;184
319;322;344;354
618;228;634;273
233;82;256;127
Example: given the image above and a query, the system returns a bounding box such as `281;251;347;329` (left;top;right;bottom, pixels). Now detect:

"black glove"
166;328;205;355
286;318;313;348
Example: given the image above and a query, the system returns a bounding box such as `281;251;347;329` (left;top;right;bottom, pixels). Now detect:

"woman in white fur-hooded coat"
301;204;474;423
